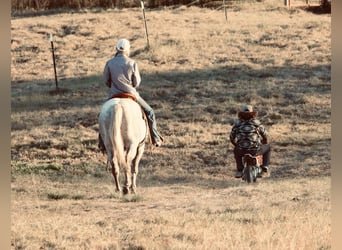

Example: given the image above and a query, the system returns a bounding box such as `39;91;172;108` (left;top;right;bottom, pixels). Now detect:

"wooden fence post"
223;0;227;21
141;0;150;49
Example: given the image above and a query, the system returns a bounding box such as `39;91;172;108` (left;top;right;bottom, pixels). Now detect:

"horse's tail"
112;104;126;169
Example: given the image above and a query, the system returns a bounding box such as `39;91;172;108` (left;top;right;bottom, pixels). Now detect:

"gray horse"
99;98;147;194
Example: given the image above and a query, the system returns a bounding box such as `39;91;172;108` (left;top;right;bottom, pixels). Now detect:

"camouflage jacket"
230;112;268;150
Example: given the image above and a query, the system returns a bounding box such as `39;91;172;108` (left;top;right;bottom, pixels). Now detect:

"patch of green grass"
12;187;27;193
70;194;85;200
12;162;65;175
46;192;69;200
43;164;63;171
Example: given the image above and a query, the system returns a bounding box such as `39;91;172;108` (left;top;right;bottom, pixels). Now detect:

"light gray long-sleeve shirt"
103;54;141;99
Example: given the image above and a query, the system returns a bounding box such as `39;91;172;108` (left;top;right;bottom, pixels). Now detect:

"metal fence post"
49;33;58;89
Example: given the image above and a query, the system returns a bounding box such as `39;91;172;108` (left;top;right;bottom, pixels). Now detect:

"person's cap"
241;104;253;112
116;38;130;52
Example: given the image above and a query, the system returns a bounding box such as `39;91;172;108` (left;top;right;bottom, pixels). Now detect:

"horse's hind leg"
110;158;121;192
105;160;110;172
123;145;140;194
123;163;132;195
130;143;145;194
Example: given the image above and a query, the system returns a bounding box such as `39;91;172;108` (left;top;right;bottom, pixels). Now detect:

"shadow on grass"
11;63;331;124
305;4;331;15
137;168;330;190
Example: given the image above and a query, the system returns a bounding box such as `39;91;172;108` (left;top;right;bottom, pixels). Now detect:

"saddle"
111;93;137;102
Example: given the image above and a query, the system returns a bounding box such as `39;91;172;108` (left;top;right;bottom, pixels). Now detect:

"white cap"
116;39;130;52
242;104;253;112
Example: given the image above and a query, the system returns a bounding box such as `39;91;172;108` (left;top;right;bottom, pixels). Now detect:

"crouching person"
229;104;271;178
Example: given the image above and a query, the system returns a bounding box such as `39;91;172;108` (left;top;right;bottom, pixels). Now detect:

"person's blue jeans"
136;96;162;144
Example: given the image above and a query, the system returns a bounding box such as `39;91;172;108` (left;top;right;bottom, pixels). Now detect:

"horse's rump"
99;98;146;155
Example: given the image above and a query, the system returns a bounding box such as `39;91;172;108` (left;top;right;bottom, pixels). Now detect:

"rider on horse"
99;38;163;151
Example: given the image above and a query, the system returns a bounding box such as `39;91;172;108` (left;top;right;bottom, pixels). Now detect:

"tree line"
11;0;258;12
11;0;330;15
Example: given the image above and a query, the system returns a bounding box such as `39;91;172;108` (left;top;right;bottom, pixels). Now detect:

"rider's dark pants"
233;144;271;171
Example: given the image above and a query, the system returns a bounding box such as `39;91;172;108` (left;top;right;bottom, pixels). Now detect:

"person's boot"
261;165;270;177
153;134;164;147
235;170;243;178
149;121;164;147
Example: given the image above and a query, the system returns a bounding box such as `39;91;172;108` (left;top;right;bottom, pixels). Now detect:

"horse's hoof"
122;187;129;195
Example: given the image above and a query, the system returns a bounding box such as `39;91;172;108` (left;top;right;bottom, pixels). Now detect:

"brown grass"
11;1;331;249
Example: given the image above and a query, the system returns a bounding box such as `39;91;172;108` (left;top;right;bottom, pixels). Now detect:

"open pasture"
11;1;331;249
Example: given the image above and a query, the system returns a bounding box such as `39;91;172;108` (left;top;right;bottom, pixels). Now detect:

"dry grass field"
11;1;331;249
